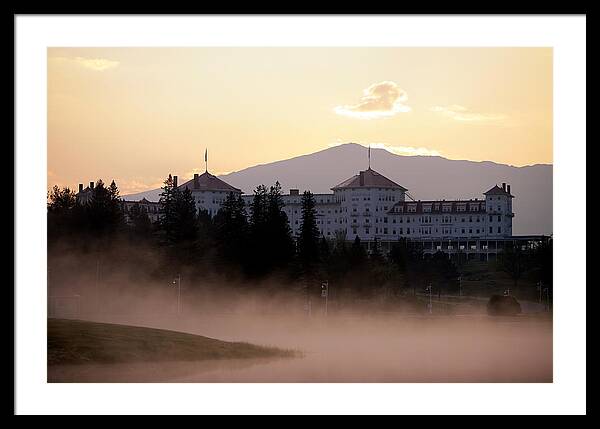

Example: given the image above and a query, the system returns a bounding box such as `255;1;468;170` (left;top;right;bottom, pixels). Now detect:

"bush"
487;295;522;316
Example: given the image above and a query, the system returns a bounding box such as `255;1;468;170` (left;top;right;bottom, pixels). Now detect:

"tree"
158;175;178;241
266;182;295;269
214;192;249;269
350;235;367;267
297;191;320;270
389;238;425;295
246;183;295;278
85;179;124;236
247;184;271;277
158;176;198;244
501;241;527;290
127;202;153;239
175;187;199;242
47;185;76;213
47;185;78;242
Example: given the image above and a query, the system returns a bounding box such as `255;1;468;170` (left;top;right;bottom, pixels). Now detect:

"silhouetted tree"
266;182;295;269
297;191;320;270
158;175;177;241
350;235;367;267
389;238;425;295
47;185;76;213
247;184;271;277
214;192;248;270
85;179;124;236
47;185;78;242
174;187;199;242
127;202;153;239
501;242;527;290
158;175;197;244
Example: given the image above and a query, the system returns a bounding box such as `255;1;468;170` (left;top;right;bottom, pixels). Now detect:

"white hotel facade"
79;165;540;259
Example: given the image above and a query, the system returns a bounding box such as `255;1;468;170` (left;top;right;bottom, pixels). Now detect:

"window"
497;227;502;233
365;228;370;234
498;215;501;222
489;227;493;233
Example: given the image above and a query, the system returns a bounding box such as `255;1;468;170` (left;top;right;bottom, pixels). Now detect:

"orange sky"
48;47;552;195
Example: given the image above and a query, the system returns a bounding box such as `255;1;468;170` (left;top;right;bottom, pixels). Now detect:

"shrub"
487;295;522;316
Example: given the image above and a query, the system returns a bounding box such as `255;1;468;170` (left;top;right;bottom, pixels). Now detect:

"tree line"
47;176;552;302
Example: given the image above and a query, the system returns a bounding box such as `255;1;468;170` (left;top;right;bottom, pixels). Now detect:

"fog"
48;271;552;383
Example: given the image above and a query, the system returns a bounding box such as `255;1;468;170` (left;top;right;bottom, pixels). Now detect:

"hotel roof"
483;185;514;198
177;171;241;193
331;168;407;191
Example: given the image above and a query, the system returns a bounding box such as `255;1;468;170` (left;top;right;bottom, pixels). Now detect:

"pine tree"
128;202;152;239
47;185;76;213
158;175;177;241
247;184;270;276
47;185;78;242
85;179;123;236
214;192;249;269
267;182;295;268
350;235;367;267
298;190;320;269
250;184;269;230
175;187;199;242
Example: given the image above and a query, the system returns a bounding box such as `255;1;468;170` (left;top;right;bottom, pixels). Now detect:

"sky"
48;47;553;195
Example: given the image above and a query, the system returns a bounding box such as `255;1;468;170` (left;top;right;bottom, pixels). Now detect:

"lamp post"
172;274;181;316
321;281;329;316
458;276;462;297
537;281;543;304
426;283;433;314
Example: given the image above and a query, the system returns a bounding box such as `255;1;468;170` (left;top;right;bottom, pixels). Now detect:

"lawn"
48;318;297;366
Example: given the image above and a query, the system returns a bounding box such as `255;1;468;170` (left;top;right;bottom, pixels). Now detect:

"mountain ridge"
124;143;552;235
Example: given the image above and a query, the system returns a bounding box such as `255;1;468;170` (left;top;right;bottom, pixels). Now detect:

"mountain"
124;143;552;235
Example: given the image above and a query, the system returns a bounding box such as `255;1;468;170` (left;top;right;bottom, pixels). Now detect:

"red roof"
178;171;241;193
331;168;407;191
484;185;514;197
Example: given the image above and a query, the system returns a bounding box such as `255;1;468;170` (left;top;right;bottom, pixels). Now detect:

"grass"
48;318;298;366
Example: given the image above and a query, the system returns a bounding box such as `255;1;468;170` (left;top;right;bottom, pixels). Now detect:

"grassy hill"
48;318;297;366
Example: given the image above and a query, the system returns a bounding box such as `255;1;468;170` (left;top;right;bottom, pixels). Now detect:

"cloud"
335;81;411;119
328;141;442;157
53;56;120;71
430;105;507;123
